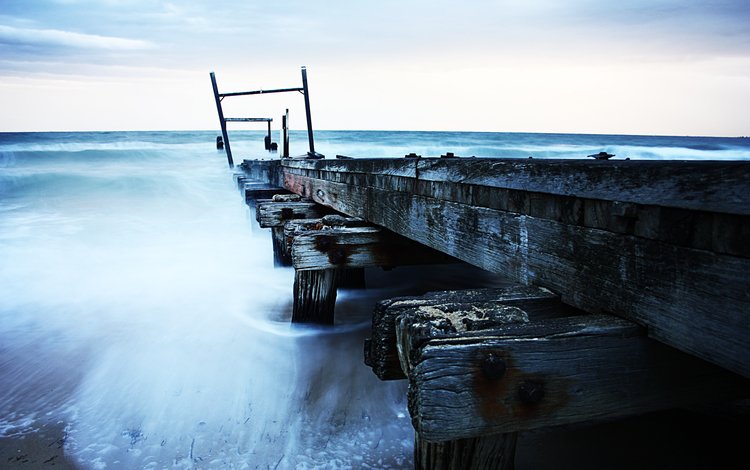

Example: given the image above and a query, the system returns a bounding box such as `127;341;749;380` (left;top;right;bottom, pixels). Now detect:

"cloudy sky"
1;0;749;135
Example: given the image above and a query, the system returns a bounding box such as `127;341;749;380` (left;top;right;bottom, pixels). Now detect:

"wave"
3;130;749;161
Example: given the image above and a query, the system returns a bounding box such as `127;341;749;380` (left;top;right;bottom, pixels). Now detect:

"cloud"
0;24;153;51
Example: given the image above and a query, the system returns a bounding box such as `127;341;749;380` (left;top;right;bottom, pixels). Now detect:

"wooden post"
415;433;518;470
292;269;338;324
209;71;233;168
271;227;291;266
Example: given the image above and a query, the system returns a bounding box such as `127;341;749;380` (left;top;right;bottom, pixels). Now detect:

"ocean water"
1;130;749;469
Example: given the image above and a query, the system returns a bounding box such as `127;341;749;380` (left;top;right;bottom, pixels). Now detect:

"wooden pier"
235;155;749;468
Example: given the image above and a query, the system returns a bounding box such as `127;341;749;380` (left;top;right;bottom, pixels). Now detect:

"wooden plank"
282;161;750;257
282;158;750;215
283;157;420;179
400;313;750;441
365;286;567;381
244;185;289;204
291;225;459;271
239;159;283;186
256;199;333;228
282;171;750;379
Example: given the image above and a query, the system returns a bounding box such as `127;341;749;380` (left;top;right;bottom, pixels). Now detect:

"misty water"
1;130;749;469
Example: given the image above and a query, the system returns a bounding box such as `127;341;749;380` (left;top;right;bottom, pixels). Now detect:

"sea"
1;130;749;469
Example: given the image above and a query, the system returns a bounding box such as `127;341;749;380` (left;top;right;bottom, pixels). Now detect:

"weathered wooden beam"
239;159;283;186
291;225;459;271
364;286;569;381
255;197;333;228
399;312;749;441
282;158;750;216
402;297;531;470
281;169;750;379
244;182;290;205
282;215;367;267
282;215;367;287
283;159;750;257
255;196;338;267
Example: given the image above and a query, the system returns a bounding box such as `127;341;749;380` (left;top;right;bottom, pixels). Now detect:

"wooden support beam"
290;224;458;271
403;298;530;470
270;227;291;267
239;159;282;186
280;161;750;379
365;286;568;381
255;197;333;228
282;215;367;269
255;195;335;267
399;312;750;441
244;183;290;205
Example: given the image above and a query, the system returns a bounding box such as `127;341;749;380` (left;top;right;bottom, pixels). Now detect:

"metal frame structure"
210;66;318;168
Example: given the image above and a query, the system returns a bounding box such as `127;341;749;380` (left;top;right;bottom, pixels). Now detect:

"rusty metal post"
282;108;289;158
300;66;316;156
209;72;234;168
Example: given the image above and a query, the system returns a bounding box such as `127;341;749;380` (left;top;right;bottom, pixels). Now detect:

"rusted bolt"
518;380;545;405
480;353;506;381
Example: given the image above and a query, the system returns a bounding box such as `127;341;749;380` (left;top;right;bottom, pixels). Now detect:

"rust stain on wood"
471;349;568;424
313;234;351;265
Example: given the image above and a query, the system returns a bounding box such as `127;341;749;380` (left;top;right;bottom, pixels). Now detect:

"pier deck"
238;156;750;469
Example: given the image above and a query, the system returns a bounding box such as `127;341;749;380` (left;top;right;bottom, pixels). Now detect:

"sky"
0;0;749;135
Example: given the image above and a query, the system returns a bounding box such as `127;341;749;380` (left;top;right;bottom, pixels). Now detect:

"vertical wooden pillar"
271;227;292;267
415;432;518;470
292;269;338;324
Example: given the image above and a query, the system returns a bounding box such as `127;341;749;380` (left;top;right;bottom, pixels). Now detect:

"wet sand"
2;408;747;469
1;421;75;469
